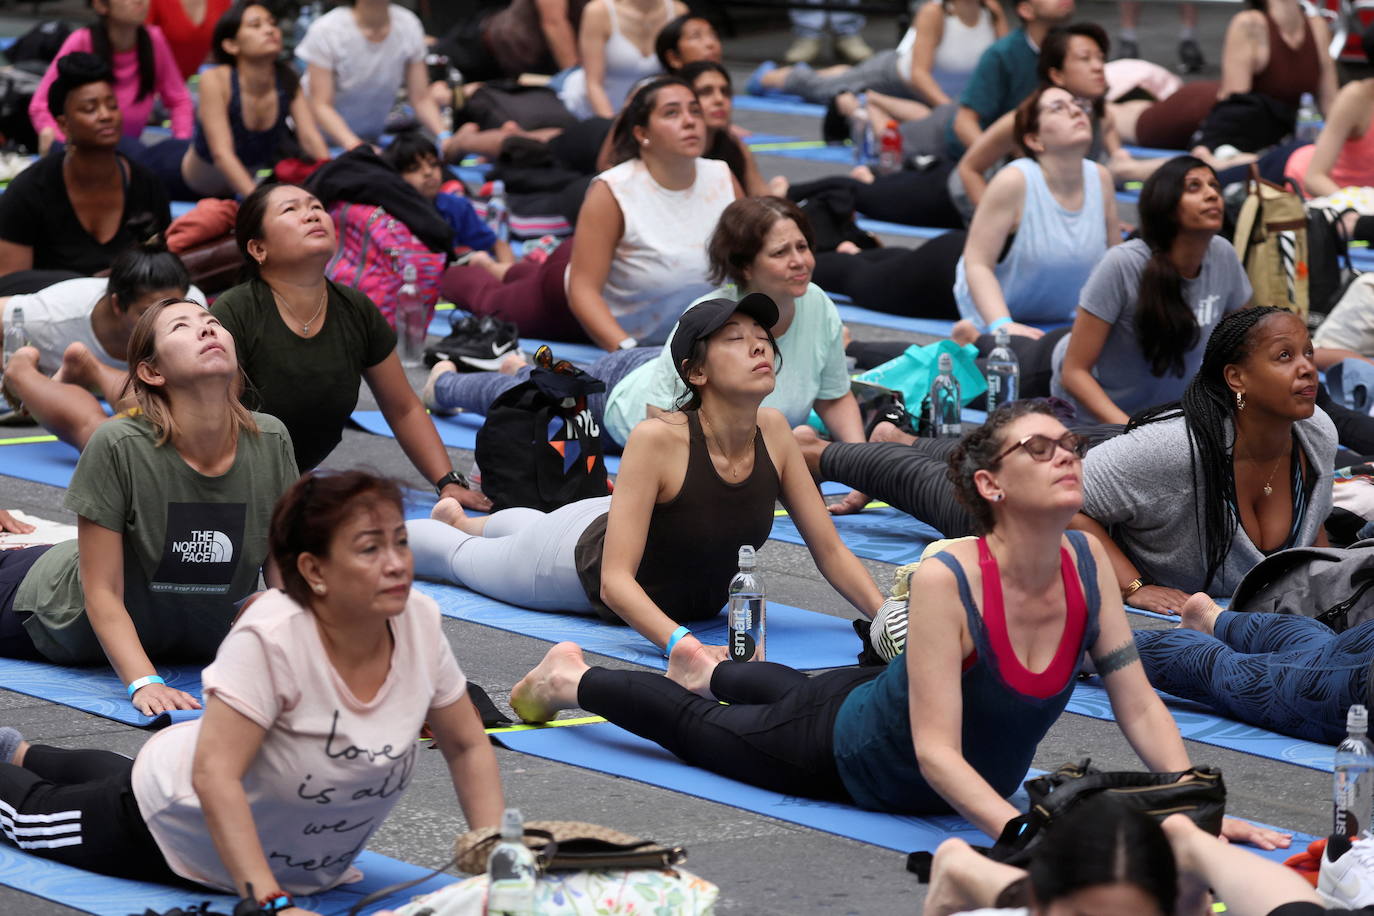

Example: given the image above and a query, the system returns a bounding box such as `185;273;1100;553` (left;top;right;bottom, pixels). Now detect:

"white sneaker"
1319;834;1374;908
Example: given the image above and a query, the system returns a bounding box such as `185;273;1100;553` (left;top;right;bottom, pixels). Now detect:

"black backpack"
474;347;610;512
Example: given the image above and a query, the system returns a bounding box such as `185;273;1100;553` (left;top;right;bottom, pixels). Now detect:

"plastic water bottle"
877;119;903;175
292;0;322;49
850;93;873;166
928;352;962;438
727;545;766;662
486;808;537;915
395;263;427;368
1296;92;1322;144
984;327;1020;409
486;180;511;245
1335;705;1374;839
1;305;29;394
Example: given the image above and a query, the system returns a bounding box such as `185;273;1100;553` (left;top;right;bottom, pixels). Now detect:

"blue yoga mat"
834;302;1068;339
349;410;623;473
0;657;202;728
733;94;826;118
1067;679;1334;773
0;438;79;488
0;846;453;916
772;504;939;566
413;580;861;671
1124;144;1189;159
495;721;1311;862
854;218;949;241
755;143;854;165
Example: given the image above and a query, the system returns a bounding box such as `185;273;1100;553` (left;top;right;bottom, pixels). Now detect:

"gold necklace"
699;411;751;479
1242;443;1286;497
271;285;327;334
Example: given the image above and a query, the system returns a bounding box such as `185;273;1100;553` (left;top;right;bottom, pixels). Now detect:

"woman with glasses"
503;400;1278;847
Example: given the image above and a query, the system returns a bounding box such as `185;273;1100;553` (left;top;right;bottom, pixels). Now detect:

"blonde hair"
123;298;258;446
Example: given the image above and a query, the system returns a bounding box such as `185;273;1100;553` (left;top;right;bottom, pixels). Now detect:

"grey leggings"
781;51;926;106
407;496;612;612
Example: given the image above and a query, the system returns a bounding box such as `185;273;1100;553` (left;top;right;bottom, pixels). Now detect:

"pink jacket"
29;25;194;143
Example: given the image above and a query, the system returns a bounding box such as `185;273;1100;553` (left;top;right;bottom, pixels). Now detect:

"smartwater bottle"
928;352;962;438
486;808;537;915
395;263;426;368
984;327;1020;409
486;180;511;245
728;545;765;662
850;93;873;167
1296;93;1322;144
2;304;29;397
1335;705;1374;839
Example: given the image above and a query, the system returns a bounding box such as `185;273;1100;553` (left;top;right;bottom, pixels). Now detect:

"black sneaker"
424;315;522;371
1178;38;1206;74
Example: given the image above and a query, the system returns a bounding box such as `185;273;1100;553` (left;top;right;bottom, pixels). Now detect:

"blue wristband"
127;674;165;697
663;625;691;659
987;316;1013;332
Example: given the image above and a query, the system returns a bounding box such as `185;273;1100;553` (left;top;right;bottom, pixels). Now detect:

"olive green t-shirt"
14;412;298;665
211;278;396;471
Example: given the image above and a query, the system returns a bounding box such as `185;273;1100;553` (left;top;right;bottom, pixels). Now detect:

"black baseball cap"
671;292;780;384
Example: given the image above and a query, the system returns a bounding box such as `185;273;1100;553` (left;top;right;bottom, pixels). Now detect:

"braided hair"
1129;306;1291;589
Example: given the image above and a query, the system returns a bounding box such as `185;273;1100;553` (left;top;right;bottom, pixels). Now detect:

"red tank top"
1251;13;1320;108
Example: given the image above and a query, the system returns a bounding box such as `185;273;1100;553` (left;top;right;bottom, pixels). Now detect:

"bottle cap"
738;545;756;569
500;807;524;840
491;179;506;195
1351;704;1368;733
937;352;953;372
402;263;417;282
995;326;1010;346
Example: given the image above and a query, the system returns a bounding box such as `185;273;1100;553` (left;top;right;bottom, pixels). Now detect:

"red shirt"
147;0;232;80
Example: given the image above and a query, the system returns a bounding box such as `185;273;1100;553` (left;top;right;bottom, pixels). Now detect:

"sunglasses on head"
995;432;1088;463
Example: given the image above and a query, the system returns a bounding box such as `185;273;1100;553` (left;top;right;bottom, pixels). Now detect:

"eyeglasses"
995;432;1089;463
1038;97;1092;118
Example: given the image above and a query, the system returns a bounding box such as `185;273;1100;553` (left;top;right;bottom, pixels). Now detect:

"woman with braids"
1050;156;1250;425
507;400;1283;847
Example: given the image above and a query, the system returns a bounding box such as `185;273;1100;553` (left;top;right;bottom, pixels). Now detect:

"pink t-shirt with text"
131;588;467;896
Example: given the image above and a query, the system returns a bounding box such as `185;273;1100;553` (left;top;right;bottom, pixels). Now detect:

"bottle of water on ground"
395;263;427;368
850;93;874;167
1334;704;1374;838
1296;93;1322;144
984;327;1019;409
1;305;29;398
928;352;962;438
486;180;511;245
728;545;766;662
877;119;902;175
486;807;537;915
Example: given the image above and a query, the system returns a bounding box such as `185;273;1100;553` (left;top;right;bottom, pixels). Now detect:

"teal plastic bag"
806;340;985;435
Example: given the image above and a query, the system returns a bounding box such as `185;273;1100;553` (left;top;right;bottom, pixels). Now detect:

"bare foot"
869;420;916;445
511;642;589;722
791;424;828;479
849;164;875;183
665;637;724;697
54;341;100;388
498;352;526;374
421;360;458;416
836;240;861;255
767;175;790;197
951;319;979;346
431;496;486;535
1;345;39;408
1178;593;1223;635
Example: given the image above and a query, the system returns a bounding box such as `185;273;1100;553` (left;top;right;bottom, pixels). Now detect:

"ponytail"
88;10;155;102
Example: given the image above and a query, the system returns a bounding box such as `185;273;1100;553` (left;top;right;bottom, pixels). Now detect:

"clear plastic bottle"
984;327;1020;409
486;808;537;916
727;545;765;662
1335;705;1374;839
1296;92;1322;144
395;263;427;368
877;119;903;175
928;352;962;438
850;93;873;167
2;305;29;395
486;180;511;245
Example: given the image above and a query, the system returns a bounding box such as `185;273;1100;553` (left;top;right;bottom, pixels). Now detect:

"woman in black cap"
409;293;883;688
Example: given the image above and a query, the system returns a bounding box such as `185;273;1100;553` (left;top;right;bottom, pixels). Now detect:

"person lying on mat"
409;294;883;690
0;470;503;913
439;77;742;349
1050;156;1250;425
0;299;297;716
953;84;1117;339
505;399;1283;848
1;237;203;449
799;308;1337;615
208;183;488;514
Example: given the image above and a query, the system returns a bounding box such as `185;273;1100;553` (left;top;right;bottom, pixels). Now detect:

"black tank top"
575;411;780;623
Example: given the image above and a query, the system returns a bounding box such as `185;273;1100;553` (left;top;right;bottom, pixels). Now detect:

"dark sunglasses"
995;432;1088;463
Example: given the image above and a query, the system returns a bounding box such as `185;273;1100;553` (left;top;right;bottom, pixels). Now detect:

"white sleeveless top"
895;4;997;97
953;158;1107;329
558;0;672;119
590;157;735;344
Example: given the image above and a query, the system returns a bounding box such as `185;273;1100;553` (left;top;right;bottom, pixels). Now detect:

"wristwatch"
434;469;469;497
1121;577;1145;600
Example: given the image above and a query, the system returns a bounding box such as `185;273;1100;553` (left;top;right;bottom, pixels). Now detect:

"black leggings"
812;231;965;319
577;663;882;801
788;169;965;231
0;745;181;884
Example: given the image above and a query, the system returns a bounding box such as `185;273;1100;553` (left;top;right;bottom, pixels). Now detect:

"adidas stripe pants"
0;744;181;883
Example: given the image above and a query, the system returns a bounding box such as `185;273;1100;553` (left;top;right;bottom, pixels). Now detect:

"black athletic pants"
577;663;881;801
812;231;966;319
0;745;181;883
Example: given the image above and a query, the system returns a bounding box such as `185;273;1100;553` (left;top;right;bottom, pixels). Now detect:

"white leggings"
407;496;612;613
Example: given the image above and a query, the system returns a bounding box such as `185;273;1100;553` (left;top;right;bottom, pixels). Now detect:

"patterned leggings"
1135;612;1374;745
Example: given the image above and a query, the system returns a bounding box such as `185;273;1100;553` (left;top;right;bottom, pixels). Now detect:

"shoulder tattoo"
1091;640;1140;677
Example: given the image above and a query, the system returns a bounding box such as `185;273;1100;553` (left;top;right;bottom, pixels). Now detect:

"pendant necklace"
272;285;327;334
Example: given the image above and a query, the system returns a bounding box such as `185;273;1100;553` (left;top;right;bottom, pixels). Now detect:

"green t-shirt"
14;412;298;665
211;278;396;471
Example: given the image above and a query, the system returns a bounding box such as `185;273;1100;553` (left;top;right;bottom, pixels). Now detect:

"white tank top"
591;157;736;344
953;158;1107;328
895;4;997;98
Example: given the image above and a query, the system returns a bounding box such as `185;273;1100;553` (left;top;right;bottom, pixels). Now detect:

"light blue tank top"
953;158;1107;329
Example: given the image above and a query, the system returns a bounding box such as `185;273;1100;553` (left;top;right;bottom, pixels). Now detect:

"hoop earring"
1235;391;1246;411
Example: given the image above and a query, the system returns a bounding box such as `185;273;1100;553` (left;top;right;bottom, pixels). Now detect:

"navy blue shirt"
435;192;497;254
